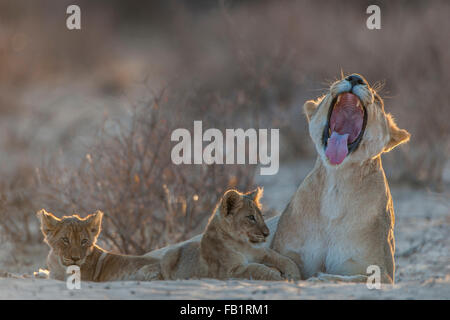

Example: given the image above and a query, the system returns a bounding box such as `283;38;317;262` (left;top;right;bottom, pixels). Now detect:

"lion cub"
161;188;300;281
37;210;161;282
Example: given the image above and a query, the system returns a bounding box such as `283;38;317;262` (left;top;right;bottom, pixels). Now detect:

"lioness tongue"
325;92;363;165
325;131;349;165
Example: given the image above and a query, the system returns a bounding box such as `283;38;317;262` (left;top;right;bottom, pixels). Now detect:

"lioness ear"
85;210;103;237
303;96;325;122
221;190;242;216
37;209;60;237
384;114;411;152
245;187;263;207
303;100;318;122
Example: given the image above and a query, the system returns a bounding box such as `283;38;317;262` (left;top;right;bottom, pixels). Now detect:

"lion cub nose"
71;256;81;262
262;227;270;238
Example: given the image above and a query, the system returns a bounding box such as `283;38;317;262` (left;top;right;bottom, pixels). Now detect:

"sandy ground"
0;277;448;300
0;160;449;300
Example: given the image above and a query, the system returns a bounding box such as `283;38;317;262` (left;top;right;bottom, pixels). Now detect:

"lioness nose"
71;256;80;262
345;74;366;87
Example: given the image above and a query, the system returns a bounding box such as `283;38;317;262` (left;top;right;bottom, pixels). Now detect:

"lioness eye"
81;239;89;245
248;215;256;222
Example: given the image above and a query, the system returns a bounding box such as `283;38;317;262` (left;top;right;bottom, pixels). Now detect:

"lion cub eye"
62;237;69;245
81;239;89;246
247;215;256;222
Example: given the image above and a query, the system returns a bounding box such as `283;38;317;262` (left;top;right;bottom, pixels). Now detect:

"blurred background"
0;0;448;281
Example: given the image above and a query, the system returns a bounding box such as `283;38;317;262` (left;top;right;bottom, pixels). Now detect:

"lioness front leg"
258;249;301;280
309;272;368;283
310;259;369;283
310;259;393;284
232;263;283;281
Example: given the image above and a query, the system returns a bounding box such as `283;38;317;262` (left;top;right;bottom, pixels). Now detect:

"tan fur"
37;210;161;282
161;188;300;281
271;74;410;284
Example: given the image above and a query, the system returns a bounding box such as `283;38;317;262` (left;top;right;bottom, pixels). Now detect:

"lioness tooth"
336;95;341;104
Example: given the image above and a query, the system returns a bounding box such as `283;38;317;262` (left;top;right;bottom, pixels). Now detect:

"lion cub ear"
85;210;103;238
245;187;263;207
37;209;60;237
221;190;243;216
384;114;411;152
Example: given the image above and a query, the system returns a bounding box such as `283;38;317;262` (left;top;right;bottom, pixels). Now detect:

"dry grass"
33;89;256;254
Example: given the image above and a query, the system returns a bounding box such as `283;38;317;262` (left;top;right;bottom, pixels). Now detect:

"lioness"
161;188;300;280
271;73;410;284
38;209;161;282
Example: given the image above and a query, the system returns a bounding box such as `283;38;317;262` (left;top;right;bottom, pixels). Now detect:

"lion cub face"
303;73;410;167
37;210;103;267
219;188;269;244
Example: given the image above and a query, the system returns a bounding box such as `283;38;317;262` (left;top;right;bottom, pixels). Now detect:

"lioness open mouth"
322;92;367;165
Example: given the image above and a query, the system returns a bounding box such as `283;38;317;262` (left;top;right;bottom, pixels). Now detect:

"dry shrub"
3;0;448;189
0;167;38;244
36;89;256;254
1;0;450;255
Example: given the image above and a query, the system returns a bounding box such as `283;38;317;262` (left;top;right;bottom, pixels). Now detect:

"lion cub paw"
279;259;301;281
265;269;284;281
